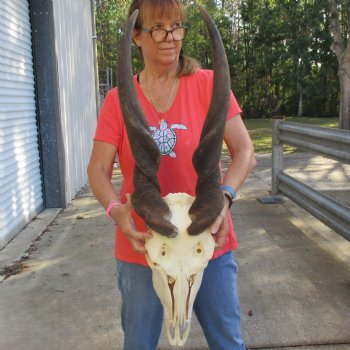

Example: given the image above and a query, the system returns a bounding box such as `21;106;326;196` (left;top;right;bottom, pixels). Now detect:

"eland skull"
145;193;215;346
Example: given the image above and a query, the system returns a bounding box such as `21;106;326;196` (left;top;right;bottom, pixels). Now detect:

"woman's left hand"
210;198;230;249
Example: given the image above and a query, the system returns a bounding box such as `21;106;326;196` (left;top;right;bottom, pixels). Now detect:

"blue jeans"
116;251;245;350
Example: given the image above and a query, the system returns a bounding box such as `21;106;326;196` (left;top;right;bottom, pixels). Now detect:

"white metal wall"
0;0;43;248
52;0;97;203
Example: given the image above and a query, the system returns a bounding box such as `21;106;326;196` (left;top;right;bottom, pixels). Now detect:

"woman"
88;0;255;349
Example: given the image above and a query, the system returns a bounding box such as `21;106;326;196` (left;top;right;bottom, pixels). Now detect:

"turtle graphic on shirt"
150;120;187;158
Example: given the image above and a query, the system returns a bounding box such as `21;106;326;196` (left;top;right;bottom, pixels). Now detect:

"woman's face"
133;8;184;70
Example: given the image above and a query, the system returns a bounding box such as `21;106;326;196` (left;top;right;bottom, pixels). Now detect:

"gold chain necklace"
145;73;178;124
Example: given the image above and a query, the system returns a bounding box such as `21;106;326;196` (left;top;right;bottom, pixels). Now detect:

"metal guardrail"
262;119;350;242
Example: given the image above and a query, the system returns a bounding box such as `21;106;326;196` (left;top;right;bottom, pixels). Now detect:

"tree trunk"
329;0;350;130
298;83;304;117
339;45;350;129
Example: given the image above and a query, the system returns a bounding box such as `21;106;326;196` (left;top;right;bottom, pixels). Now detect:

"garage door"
0;0;43;248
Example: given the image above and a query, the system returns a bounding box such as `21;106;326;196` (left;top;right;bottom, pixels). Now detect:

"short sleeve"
94;88;122;149
227;90;242;121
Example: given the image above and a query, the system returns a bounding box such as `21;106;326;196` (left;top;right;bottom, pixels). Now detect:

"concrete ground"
0;152;349;350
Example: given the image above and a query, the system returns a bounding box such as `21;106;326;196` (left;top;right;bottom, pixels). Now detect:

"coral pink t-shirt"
94;69;242;266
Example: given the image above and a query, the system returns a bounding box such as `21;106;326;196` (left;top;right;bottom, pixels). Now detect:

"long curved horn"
117;10;177;237
187;6;231;235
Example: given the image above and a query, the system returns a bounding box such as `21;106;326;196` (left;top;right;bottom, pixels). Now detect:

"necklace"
145;73;178;124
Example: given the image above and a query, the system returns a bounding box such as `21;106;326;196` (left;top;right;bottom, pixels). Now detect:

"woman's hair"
128;0;200;77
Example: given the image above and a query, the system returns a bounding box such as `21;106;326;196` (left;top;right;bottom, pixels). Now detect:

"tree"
95;0;132;86
329;0;350;129
95;0;341;119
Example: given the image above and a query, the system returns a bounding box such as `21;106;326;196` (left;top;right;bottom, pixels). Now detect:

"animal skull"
145;193;215;346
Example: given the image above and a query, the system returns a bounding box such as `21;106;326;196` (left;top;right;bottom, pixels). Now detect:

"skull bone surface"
145;193;215;346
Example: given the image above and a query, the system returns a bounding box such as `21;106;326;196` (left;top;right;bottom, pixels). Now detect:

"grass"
243;117;338;154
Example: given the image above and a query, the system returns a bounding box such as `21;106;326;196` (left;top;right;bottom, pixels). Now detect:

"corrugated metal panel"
52;0;97;203
0;0;43;248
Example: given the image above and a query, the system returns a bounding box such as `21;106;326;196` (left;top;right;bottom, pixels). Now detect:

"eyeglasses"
141;26;188;43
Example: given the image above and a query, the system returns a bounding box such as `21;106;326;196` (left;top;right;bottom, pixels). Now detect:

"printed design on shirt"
149;120;188;158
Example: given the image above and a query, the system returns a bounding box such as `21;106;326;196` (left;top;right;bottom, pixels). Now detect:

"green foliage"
95;0;346;119
95;0;132;84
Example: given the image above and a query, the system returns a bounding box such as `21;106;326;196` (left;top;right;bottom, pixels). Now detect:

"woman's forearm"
222;147;255;192
87;166;119;210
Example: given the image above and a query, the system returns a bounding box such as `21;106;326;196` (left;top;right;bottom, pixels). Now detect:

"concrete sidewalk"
1;153;350;350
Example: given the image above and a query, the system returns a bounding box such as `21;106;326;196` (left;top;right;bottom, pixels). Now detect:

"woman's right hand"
110;193;152;253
